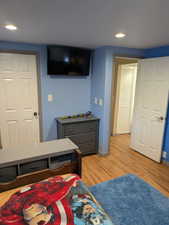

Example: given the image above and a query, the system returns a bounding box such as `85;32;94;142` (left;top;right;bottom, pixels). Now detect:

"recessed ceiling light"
5;24;18;31
115;32;126;38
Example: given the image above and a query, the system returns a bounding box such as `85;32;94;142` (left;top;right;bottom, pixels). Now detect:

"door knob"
157;116;165;121
33;112;38;117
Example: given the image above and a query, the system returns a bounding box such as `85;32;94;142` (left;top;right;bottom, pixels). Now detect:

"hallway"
82;134;169;197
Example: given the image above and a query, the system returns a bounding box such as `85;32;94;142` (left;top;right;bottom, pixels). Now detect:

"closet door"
0;53;40;149
116;64;137;134
131;57;169;162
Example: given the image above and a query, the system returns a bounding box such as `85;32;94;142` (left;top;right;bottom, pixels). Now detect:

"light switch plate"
94;97;98;104
48;94;53;102
99;98;103;106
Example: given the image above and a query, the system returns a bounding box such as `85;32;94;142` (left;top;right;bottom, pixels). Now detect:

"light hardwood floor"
82;134;169;197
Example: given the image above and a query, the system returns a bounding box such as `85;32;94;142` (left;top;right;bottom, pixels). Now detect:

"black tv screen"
47;46;91;76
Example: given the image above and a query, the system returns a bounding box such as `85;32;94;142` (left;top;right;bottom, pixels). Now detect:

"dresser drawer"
0;166;17;183
64;121;97;136
78;142;96;155
57;117;99;155
20;159;48;175
68;132;96;145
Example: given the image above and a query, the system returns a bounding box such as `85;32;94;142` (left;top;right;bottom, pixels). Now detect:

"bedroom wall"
91;46;145;154
0;41;168;159
0;41;91;141
144;46;169;162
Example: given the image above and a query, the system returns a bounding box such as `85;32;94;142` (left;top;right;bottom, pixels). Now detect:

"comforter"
0;174;114;225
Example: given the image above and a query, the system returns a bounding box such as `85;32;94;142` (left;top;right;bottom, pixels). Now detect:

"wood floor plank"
82;134;169;197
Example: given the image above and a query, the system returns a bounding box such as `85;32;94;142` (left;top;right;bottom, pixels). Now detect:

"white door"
131;57;169;162
116;64;137;134
0;53;40;149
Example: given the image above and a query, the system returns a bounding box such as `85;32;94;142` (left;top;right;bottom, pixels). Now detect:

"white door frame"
0;50;42;147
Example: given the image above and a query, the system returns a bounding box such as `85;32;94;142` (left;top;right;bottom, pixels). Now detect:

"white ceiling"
1;0;169;49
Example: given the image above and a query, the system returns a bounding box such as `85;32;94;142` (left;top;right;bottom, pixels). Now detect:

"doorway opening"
111;57;139;137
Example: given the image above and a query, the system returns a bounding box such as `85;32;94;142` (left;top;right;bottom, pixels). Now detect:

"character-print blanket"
0;174;114;225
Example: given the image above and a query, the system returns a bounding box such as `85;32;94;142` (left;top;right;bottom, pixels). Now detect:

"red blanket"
0;174;80;225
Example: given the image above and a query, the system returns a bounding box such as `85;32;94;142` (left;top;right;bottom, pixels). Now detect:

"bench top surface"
0;138;78;168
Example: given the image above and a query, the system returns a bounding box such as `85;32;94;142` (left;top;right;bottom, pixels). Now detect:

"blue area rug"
89;174;169;225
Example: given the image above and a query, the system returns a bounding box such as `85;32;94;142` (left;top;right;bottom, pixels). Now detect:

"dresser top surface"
56;116;99;124
0;138;78;168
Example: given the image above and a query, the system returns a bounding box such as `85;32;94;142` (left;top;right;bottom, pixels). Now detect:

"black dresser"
56;117;99;156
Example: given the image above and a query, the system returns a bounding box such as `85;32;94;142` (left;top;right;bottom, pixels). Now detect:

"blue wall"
145;45;169;58
91;46;145;154
91;47;113;154
144;46;169;161
0;41;91;141
163;105;169;161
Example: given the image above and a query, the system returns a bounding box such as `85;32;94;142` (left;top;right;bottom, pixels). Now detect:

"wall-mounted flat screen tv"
47;45;91;76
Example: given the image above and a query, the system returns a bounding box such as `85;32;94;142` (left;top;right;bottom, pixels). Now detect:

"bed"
0;151;114;225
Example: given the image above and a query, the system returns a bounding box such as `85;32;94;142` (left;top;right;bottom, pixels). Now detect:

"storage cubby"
50;153;72;169
20;159;48;175
0;166;18;182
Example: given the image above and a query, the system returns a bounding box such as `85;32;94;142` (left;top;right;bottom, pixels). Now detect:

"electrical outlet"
94;97;98;104
99;98;103;106
163;151;167;159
